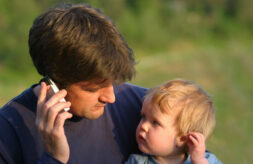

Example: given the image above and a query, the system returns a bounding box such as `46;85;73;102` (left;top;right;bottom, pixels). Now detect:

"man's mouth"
91;104;106;111
95;102;106;107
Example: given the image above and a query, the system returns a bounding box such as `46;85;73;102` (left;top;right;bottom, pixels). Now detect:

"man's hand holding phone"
36;80;73;163
46;78;70;112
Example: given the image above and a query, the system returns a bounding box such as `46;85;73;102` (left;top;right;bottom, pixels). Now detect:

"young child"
126;79;222;164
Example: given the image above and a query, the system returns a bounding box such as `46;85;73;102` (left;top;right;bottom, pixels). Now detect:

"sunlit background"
0;0;253;163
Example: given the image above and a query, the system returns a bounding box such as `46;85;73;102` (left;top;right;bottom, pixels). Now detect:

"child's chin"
138;144;150;154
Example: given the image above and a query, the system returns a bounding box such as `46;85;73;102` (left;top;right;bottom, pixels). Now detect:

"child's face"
136;98;182;158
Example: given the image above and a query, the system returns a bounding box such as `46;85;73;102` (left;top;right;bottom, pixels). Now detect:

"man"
0;3;146;164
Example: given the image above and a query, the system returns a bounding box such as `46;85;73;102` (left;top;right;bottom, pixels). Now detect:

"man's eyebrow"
80;83;100;88
97;80;114;87
81;82;110;89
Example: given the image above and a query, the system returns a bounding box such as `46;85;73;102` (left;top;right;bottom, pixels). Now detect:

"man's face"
65;80;115;119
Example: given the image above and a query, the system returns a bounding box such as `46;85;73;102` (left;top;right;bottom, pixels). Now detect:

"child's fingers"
188;132;205;143
188;134;199;146
187;132;206;152
187;132;201;146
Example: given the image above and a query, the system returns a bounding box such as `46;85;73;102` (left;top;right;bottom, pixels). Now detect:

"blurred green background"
0;0;252;163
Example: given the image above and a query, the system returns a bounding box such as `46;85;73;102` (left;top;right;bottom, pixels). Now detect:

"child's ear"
176;135;188;147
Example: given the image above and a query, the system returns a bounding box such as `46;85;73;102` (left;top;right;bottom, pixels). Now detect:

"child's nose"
140;121;149;132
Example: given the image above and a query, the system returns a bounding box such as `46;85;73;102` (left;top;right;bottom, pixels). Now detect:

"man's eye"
83;87;100;92
86;88;99;92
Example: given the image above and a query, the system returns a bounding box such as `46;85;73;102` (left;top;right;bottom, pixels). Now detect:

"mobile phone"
42;76;70;112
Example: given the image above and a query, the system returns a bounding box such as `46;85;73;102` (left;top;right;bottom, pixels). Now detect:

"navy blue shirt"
0;83;147;164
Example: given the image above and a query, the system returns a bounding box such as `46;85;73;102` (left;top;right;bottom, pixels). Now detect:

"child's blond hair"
145;79;216;140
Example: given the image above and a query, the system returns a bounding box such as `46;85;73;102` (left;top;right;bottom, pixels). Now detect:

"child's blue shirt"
126;152;222;164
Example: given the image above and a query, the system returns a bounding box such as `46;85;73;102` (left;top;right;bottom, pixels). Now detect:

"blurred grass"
0;68;41;104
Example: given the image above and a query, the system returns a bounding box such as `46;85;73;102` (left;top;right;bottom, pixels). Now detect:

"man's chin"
84;107;105;120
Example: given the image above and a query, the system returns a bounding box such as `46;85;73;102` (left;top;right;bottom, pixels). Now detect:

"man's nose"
99;84;115;103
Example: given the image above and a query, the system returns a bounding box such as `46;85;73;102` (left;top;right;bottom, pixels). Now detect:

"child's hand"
186;132;209;164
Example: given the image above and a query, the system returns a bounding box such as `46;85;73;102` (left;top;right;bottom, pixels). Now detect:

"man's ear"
176;135;188;147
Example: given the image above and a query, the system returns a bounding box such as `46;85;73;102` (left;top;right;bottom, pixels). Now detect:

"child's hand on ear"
187;132;209;164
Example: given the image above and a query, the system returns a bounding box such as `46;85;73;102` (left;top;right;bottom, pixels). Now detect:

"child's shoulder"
204;151;222;164
125;154;158;164
184;151;222;164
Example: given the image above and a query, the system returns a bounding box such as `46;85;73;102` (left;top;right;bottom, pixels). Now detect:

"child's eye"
152;120;160;126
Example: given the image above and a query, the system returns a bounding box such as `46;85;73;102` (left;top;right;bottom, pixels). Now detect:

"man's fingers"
44;90;68;110
45;101;71;132
40;90;68;123
36;86;69;135
37;82;47;117
36;82;48;129
53;112;73;133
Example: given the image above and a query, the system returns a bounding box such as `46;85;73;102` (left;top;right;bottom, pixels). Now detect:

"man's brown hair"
29;3;135;87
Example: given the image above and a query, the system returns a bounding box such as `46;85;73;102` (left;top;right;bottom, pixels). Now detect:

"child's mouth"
138;134;146;143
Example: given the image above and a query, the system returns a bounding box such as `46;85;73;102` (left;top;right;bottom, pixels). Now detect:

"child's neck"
154;153;186;164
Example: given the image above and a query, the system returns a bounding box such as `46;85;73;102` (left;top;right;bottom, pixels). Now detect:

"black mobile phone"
41;76;70;112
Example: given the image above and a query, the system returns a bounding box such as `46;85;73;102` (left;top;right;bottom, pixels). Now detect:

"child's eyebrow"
140;111;145;116
152;115;161;121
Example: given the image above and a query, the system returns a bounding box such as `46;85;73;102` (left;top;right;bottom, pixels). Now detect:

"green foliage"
0;0;41;72
0;0;252;163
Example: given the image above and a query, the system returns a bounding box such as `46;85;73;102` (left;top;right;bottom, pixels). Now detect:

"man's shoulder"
0;93;30;163
112;83;147;107
0;86;37;118
0;86;40;163
114;83;147;97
